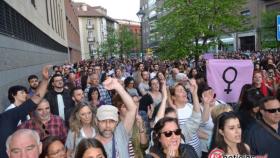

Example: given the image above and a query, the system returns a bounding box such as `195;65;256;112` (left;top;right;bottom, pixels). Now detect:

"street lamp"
137;7;145;62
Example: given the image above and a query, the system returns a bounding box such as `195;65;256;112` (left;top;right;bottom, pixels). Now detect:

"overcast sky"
73;0;140;22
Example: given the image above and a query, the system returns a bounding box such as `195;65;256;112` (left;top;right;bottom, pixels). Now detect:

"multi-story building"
73;3;118;59
140;0;280;53
0;0;68;110
65;0;81;63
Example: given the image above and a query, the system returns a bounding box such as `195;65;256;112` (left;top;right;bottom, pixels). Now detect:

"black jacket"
0;99;36;158
45;89;74;127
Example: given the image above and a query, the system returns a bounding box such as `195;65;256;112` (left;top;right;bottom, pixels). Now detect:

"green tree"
156;0;247;60
118;26;135;58
100;27;119;57
260;10;280;51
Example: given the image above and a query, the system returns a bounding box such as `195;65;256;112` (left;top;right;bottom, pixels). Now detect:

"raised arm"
189;79;200;113
103;77;137;134
31;65;52;104
155;80;168;123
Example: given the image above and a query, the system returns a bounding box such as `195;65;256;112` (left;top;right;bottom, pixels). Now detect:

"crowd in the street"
0;51;280;158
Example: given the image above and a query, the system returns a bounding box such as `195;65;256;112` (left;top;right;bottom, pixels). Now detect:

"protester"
245;96;280;158
209;112;250;156
40;136;66;158
45;74;74;127
94;77;137;158
65;101;96;157
74;138;107;158
6;129;42;158
85;73;112;105
27;74;39;97
5;85;29;125
138;70;150;96
147;117;198;158
88;87;105;109
71;87;85;104
18;99;67;142
170;80;202;157
124;76;140;97
0;65;50;158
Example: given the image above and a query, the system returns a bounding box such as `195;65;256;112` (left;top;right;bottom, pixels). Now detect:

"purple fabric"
206;59;254;103
203;53;214;60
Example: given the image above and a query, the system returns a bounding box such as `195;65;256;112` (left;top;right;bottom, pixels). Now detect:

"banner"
206;59;254;103
203;53;214;60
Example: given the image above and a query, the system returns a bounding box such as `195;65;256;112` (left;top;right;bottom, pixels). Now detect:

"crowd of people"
0;51;280;158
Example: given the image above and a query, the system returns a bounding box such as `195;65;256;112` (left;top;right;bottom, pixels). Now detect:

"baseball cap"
96;105;119;122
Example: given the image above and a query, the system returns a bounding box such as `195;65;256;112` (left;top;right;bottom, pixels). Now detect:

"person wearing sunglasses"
245;96;280;158
147;117;198;158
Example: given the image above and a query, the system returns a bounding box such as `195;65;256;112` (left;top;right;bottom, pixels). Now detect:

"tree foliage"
156;0;247;59
260;10;280;50
100;26;138;58
118;26;136;57
100;27;119;57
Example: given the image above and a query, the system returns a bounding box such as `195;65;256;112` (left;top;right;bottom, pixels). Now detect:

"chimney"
81;4;87;11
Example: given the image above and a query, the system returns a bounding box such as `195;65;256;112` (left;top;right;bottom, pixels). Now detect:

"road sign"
277;15;280;41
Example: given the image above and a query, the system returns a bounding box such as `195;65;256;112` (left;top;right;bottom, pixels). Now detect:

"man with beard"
94;77;137;158
27;75;39;97
18;99;67;142
45;74;74;127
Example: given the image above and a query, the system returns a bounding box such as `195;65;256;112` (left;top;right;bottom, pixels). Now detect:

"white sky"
73;0;140;22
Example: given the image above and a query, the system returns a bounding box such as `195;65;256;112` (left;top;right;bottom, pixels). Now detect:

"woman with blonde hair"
65;101;96;157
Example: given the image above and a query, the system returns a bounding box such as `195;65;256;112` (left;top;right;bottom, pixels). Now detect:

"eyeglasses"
160;129;181;137
263;108;280;113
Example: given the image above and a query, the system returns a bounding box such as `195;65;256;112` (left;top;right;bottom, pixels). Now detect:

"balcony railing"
86;24;94;29
87;37;95;42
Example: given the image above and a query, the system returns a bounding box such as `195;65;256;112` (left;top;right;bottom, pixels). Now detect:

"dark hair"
210;111;249;155
259;96;278;110
239;87;264;111
40;136;64;158
149;77;160;88
74;138;107;158
151;117;187;157
48;74;64;90
70;87;83;97
197;83;212;102
165;107;176;116
8;85;27;103
88;87;101;101
124;76;134;88
28;75;38;82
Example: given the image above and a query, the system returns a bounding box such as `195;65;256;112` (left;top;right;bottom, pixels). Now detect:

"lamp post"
137;7;145;62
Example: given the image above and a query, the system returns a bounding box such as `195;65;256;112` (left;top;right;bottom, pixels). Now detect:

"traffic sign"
277;15;280;41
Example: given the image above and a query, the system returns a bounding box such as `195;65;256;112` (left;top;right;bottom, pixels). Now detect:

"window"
240;10;250;16
87;18;93;25
88;30;93;38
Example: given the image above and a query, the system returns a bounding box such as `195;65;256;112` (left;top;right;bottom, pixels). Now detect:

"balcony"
87;37;95;42
86;24;94;29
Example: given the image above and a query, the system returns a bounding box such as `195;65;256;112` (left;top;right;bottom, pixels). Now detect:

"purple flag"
206;59;254;103
203;53;214;60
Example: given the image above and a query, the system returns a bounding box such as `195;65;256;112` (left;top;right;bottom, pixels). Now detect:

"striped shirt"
177;103;202;158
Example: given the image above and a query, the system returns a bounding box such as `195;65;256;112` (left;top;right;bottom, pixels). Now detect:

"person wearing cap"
95;77;137;158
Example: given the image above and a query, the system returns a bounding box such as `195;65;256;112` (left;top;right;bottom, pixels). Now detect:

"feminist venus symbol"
222;67;237;94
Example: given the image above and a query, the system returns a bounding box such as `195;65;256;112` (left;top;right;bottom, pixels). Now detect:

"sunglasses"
263;108;280;113
160;129;181;137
